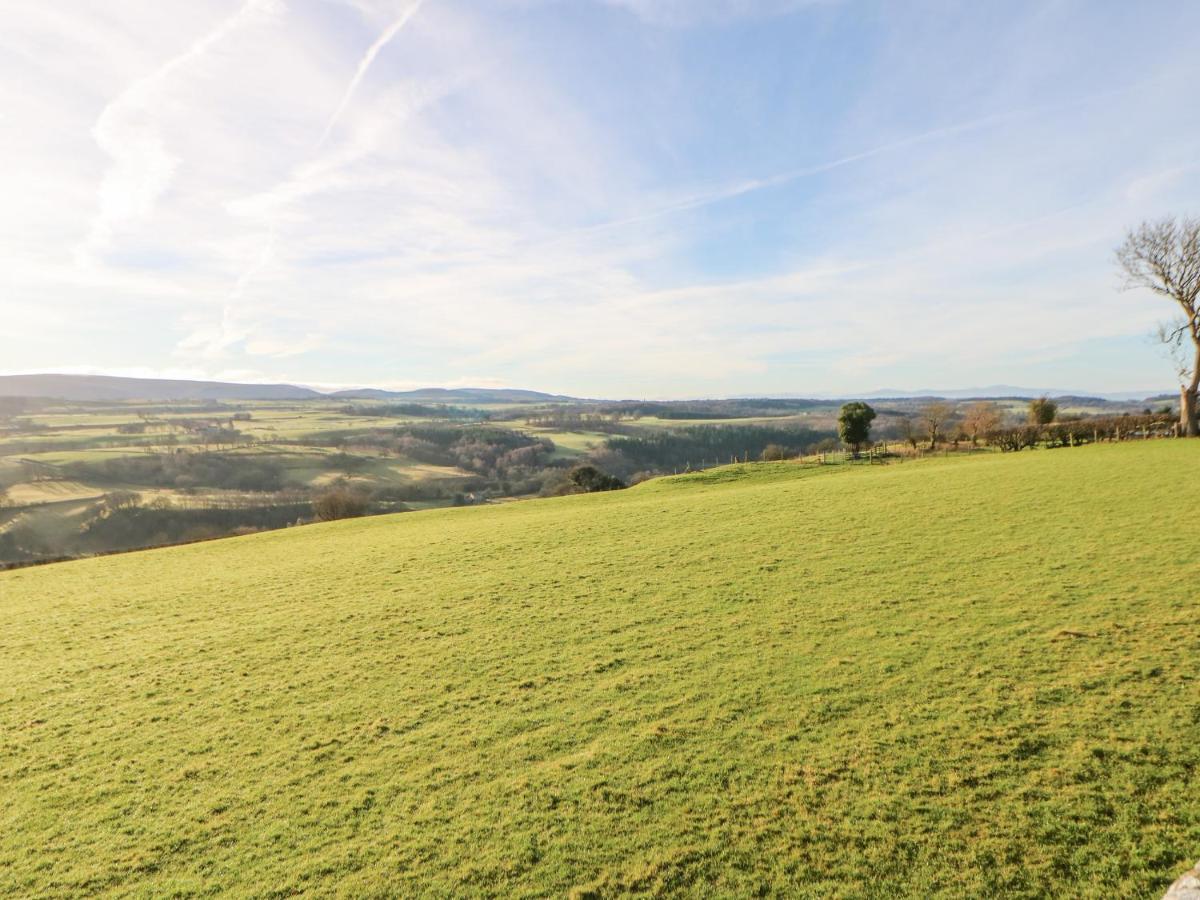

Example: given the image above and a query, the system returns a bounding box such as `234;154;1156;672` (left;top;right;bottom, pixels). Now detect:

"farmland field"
1;441;1197;896
0;395;856;565
4;392;1170;567
0;398;558;564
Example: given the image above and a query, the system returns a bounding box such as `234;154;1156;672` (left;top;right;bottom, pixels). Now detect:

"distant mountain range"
861;385;1170;402
330;387;578;403
0;374;573;404
854;386;1171;403
0;374;321;402
0;373;1170;404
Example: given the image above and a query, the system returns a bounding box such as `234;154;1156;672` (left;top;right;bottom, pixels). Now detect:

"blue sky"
3;0;1199;397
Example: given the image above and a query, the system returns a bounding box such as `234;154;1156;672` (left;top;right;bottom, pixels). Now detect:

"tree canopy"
568;465;625;493
837;402;877;455
1028;396;1058;425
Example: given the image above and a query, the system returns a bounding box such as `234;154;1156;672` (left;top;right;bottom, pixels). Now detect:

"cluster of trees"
76;501;312;554
118;415;257;447
365;479;488;505
189;425;252;449
593;399;823;419
832;393;1179;455
600;424;833;475
313;486;371;521
0;496;314;566
564;465;625;493
920;398;1058;449
829;401;966;453
313;424;571;499
897;398;1065;451
985;411;1176;451
835;400;950;452
520;398;828;427
522;411;634;433
340;403;484;419
321;420;853;495
391;425;558;489
65;452;289;492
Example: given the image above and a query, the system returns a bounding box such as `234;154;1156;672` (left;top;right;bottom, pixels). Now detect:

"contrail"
586;112;1025;235
577;82;1152;238
213;0;426;355
318;0;427;147
139;0;281;90
80;0;282;261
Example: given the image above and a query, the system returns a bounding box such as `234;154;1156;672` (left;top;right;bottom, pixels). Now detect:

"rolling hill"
1;442;1197;896
0;373;1169;407
328;387;578;403
861;386;1170;402
0;374;577;405
0;374;322;402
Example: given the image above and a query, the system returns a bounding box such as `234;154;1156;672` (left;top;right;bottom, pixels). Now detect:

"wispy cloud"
4;0;1200;395
599;0;836;27
318;0;428;147
188;0;437;362
77;0;283;262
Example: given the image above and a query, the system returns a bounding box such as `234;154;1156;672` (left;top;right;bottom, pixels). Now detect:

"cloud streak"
4;0;1199;396
600;0;836;27
317;0;428;147
79;0;282;262
194;0;436;362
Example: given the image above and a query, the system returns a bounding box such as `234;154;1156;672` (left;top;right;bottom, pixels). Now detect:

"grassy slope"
1;442;1198;897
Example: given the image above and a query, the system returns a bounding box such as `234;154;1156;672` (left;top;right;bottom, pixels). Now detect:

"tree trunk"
1183;385;1198;437
1184;342;1200;435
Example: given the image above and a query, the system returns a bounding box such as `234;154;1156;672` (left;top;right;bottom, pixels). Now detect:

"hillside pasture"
1;442;1197;896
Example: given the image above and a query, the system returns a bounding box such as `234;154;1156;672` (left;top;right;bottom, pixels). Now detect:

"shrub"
604;424;829;471
1028;396;1058;425
100;491;141;513
313;487;370;521
568;465;625;492
761;444;787;461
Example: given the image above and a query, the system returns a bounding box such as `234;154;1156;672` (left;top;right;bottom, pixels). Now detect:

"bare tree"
919;401;954;450
961;401;1002;445
313;487;369;521
760;443;787;461
1116;216;1200;436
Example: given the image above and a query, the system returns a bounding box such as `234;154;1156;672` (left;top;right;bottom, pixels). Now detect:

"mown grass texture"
1;441;1198;897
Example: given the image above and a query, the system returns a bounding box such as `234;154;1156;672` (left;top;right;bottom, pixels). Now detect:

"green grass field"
2;442;1197;897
